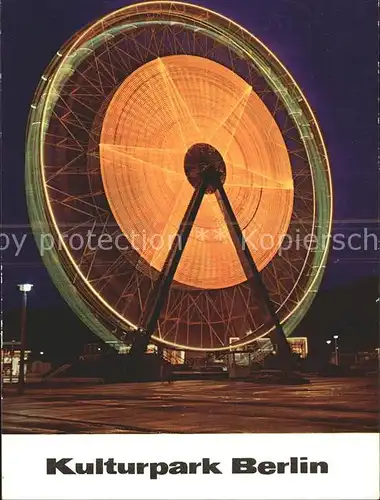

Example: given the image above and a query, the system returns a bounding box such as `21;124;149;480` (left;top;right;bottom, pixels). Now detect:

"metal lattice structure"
26;1;332;352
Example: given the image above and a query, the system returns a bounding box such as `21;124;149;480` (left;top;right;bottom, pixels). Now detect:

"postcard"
2;1;378;499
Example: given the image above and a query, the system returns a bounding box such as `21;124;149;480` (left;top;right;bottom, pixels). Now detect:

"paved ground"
3;377;378;433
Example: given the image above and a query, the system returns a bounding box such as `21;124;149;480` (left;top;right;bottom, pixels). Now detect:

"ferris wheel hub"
184;143;227;194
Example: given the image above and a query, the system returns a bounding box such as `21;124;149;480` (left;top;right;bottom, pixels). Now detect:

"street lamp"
333;335;339;366
326;340;332;345
17;284;33;394
10;340;16;384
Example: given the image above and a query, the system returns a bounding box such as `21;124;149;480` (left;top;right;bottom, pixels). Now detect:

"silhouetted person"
162;362;174;384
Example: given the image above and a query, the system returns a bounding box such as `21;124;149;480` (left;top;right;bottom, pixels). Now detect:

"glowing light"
100;55;294;289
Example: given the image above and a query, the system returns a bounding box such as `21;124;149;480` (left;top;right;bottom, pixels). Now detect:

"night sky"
2;0;378;312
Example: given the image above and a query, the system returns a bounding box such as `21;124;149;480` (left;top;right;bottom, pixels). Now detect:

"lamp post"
10;340;15;384
333;335;339;366
326;340;332;364
17;284;33;394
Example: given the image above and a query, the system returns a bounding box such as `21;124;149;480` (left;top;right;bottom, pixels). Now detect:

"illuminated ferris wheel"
26;1;332;354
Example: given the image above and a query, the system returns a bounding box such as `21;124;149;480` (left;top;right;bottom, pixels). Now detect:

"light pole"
10;340;15;384
326;340;332;364
333;335;339;366
17;284;33;394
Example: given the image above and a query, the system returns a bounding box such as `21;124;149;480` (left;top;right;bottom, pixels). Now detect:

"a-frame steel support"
130;169;291;366
129;180;207;356
214;177;291;361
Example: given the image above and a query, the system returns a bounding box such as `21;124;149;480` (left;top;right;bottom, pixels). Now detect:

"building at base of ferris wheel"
83;336;308;366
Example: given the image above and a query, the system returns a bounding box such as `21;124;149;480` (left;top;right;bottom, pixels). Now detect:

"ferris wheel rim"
26;1;333;352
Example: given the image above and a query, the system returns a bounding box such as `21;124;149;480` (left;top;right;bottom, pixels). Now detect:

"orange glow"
100;55;293;289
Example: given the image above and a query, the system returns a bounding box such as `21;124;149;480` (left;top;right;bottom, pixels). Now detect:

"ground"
3;377;378;434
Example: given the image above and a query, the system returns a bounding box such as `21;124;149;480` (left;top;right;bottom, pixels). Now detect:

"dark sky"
2;0;378;311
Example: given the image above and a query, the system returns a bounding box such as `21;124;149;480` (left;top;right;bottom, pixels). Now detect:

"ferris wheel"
26;1;332;354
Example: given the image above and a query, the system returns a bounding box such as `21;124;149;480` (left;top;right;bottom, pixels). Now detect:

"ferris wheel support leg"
130;182;207;357
214;181;292;368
